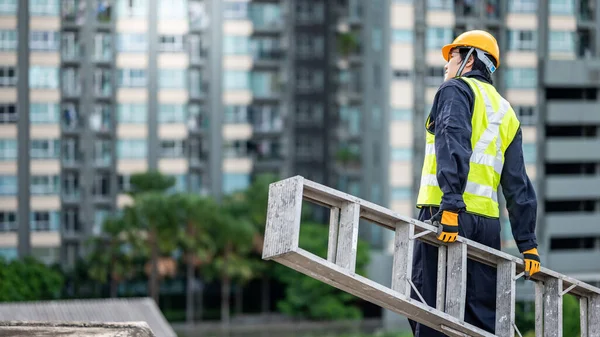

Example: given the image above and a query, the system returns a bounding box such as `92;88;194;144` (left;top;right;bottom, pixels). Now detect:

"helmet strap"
475;48;497;74
455;47;474;78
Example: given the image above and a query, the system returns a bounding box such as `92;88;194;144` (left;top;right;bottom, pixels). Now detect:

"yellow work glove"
523;248;541;279
430;210;459;243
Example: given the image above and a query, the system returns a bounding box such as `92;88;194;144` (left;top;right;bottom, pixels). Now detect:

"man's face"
444;49;463;81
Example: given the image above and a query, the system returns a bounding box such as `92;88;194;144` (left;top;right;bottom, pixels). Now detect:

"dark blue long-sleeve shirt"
427;70;538;253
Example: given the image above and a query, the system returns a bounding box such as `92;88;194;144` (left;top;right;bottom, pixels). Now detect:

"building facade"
0;0;390;266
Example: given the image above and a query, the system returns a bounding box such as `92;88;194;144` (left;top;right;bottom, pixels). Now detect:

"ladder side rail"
496;261;516;337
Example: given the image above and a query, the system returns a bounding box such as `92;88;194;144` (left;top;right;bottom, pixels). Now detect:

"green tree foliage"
86;216;135;298
516;294;581;337
128;170;175;196
0;257;64;302
271;222;370;320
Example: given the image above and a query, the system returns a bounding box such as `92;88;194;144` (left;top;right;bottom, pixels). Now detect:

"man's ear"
467;54;475;68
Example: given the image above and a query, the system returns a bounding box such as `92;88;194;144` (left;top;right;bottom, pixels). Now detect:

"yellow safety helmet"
441;30;500;68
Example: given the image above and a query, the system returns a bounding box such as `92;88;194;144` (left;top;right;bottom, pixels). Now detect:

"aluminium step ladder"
261;176;600;337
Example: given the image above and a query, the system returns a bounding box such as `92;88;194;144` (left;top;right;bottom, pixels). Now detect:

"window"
0;211;16;232
427;27;453;50
392;29;413;44
296;102;324;124
224;35;250;55
62;103;79;128
118;68;146;87
31;139;60;159
222;173;249;194
0;67;16;87
391;148;413;161
116;0;146;17
31;211;60;231
550;31;575;53
0;30;17;51
251;71;278;96
372;28;382;51
159;69;185;89
62;67;80;96
92;209;108;234
62;32;80;60
188;104;207;130
223;140;248;158
190;173;202;194
62;172;79;199
30;0;59;15
188;35;206;62
158;0;186;18
93;33;112;61
428;0;453;10
0;175;16;195
118;104;146;123
508;0;537;12
117;139;147;159
159;35;185;52
426;67;444;87
29;66;59;89
159;104;186;123
94;68;112;96
515;106;536;126
30;31;59;51
160;140;186;158
507;30;536;51
31;175;60;194
251;105;282;132
392;187;412;200
296;0;324;24
392;108;412;121
167;175;186;193
189;69;203;97
522;143;537;164
224;71;250;90
92;173;110;197
296;69;324;92
0;248;17;261
393;69;412;80
94;140;111;166
0;139;16;160
117;33;147;52
118;174;131;192
0;0;17;14
550;0;574;14
505;68;537;88
249;3;281;29
62;0;86;23
189;1;208;29
224;105;248;123
61;138;80;165
223;2;248;19
339;106;361;135
296;34;324;59
30;103;58;124
90;104;111;131
62;208;80;234
0;104;17;123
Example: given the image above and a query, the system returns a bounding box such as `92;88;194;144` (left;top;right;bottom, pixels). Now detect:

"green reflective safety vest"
416;77;521;218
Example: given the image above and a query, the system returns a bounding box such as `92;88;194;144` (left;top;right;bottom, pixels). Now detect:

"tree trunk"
149;228;160;305
197;280;204;322
221;275;231;326
221;245;231;326
110;277;118;298
261;276;270;313
235;284;243;314
186;254;195;325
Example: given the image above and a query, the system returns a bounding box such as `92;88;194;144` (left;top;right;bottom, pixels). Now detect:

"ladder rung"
391;222;414;297
334;201;360;273
495;261;516;337
445;242;467;320
327;207;340;263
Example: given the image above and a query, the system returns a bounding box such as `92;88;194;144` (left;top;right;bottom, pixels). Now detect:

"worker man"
410;30;540;336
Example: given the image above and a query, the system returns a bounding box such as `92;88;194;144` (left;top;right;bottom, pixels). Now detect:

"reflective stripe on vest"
416;77;520;218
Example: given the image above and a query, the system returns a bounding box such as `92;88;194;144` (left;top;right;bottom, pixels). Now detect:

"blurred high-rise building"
1;0;599;315
0;0;391;267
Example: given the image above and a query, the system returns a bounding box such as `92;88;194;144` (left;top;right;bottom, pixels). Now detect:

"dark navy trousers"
408;207;501;336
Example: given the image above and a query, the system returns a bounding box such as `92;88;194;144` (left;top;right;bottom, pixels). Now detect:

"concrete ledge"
0;321;156;337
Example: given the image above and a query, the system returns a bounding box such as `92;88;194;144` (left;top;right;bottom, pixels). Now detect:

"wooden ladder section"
262;176;600;337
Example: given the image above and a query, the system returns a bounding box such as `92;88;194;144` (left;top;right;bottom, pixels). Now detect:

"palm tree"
86;216;134;298
171;193;220;325
125;192;179;305
207;207;255;326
